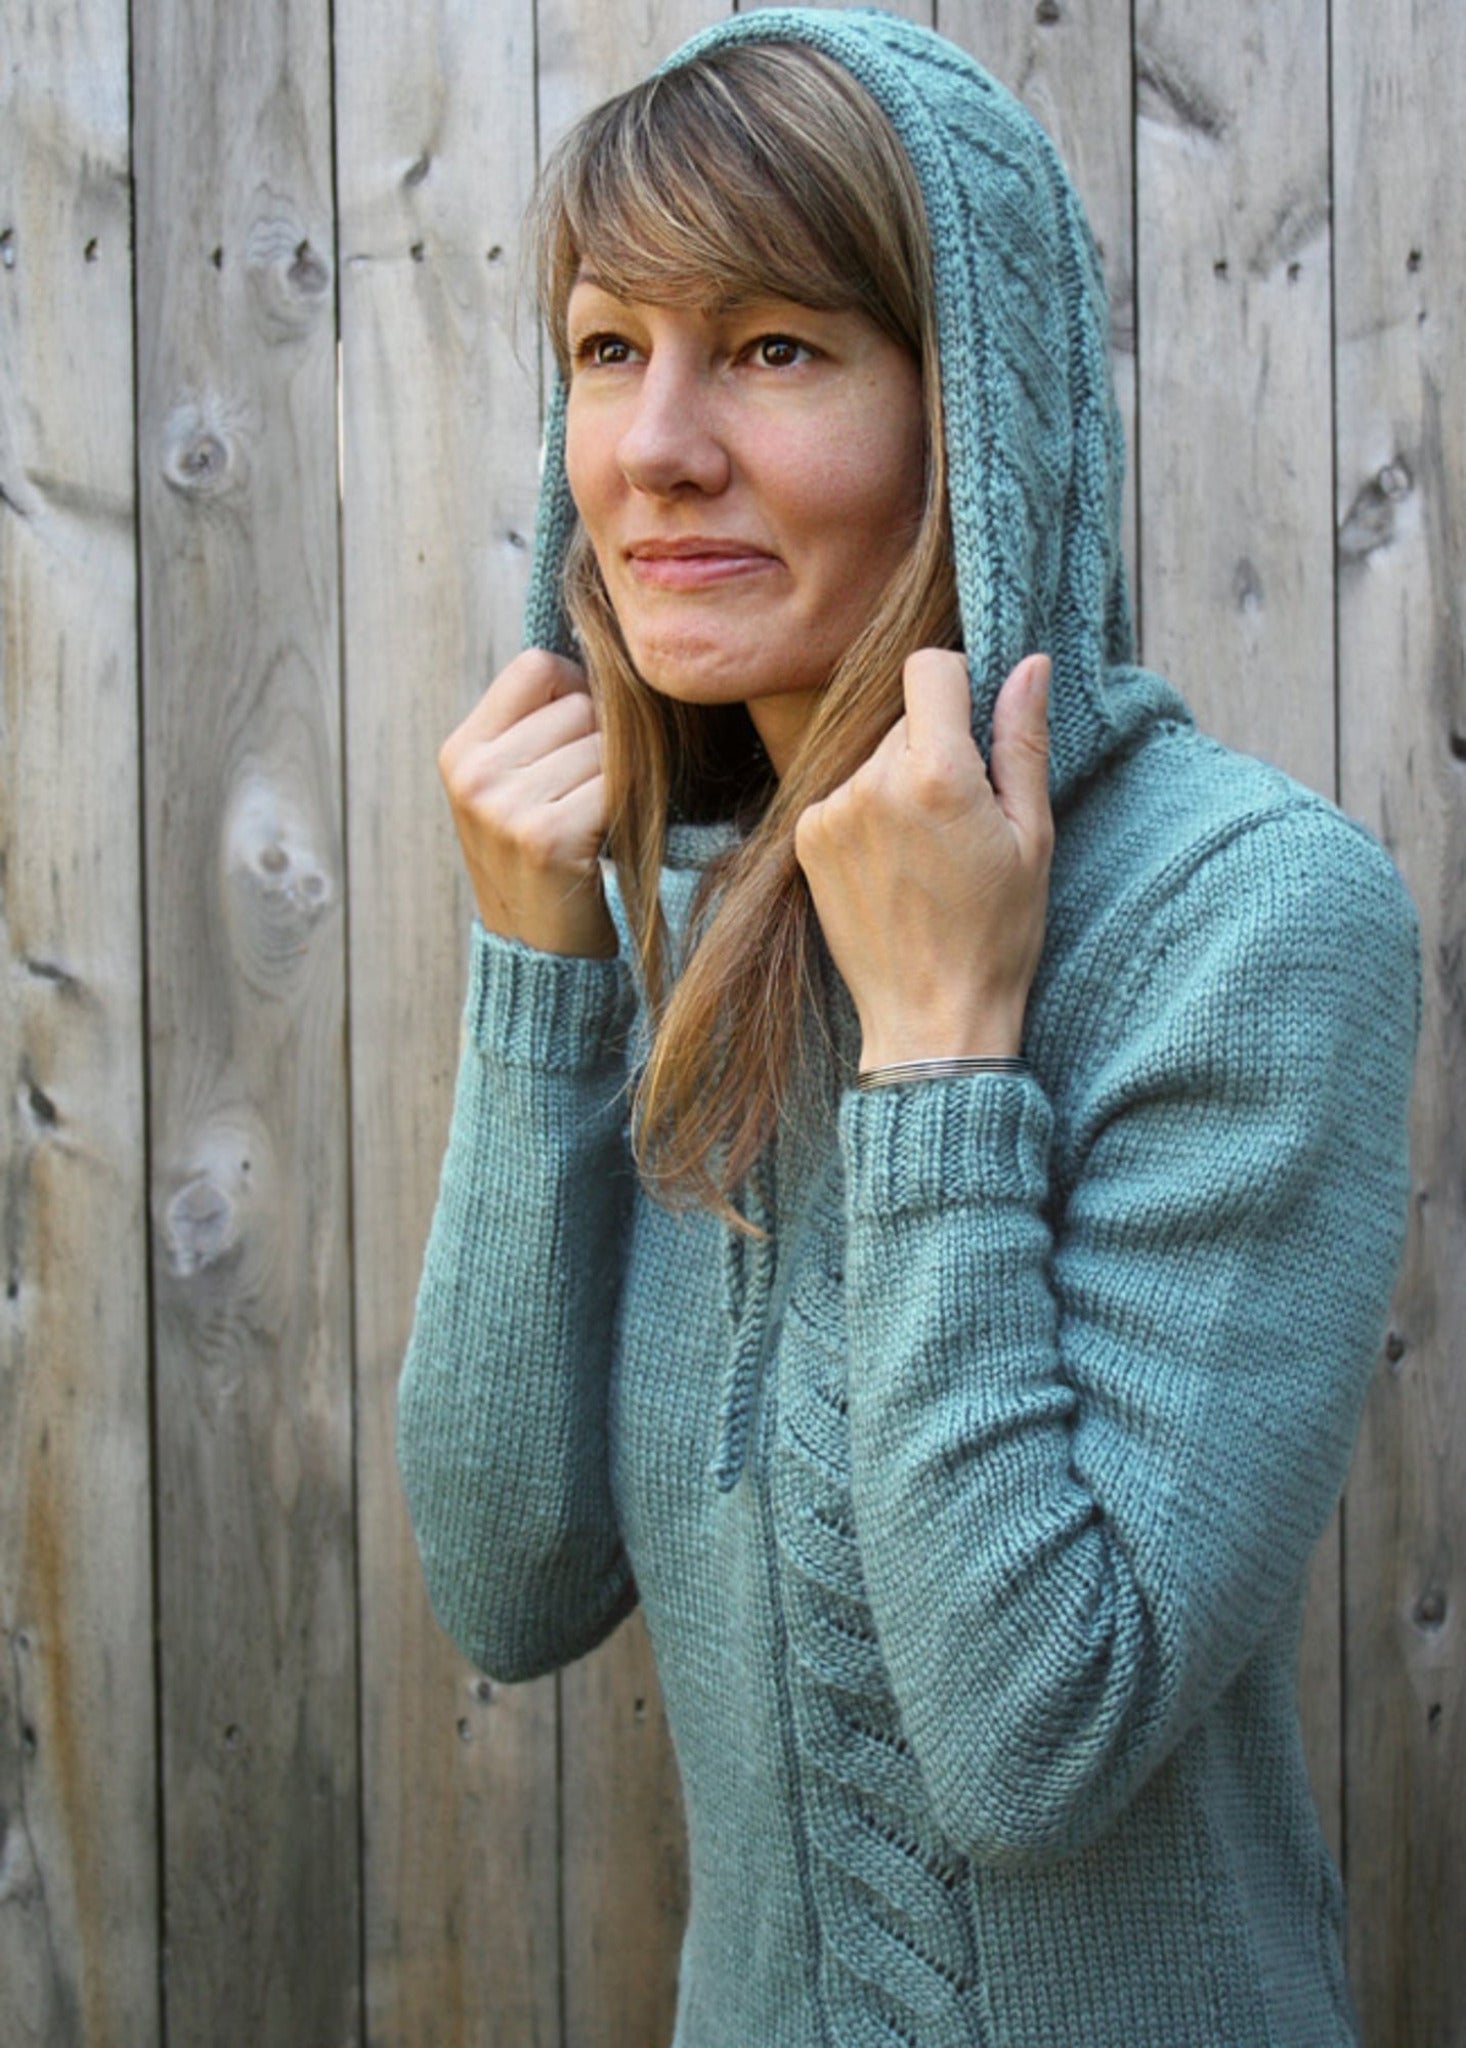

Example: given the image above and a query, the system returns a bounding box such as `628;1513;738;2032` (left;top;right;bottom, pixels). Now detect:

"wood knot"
246;212;332;336
19;1060;59;1132
287;239;331;298
223;773;336;979
162;400;246;501
1413;1589;1447;1632
0;1810;39;1907
26;1081;57;1129
163;1173;239;1276
1339;458;1412;561
1232;557;1264;614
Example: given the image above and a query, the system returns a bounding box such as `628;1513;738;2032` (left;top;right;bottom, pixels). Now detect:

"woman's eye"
574;332;634;368
751;334;810;368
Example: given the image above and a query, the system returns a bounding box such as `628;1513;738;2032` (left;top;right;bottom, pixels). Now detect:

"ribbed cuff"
840;1071;1053;1218
465;921;635;1071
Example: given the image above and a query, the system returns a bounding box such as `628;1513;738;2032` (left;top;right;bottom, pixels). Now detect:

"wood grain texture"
132;0;358;2037
335;0;560;2040
1134;0;1344;1859
537;0;727;153
0;3;157;2041
937;0;1136;606
1136;0;1335;788
562;1614;689;2048
1333;2;1466;2039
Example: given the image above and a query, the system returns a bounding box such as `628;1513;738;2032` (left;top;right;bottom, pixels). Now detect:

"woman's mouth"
625;540;778;590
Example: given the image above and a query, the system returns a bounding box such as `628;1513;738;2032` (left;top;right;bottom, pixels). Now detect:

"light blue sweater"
399;14;1418;2045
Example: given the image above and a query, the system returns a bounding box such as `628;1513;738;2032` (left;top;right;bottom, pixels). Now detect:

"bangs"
534;45;927;373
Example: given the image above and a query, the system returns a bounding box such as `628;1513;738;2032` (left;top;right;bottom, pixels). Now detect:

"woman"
399;12;1418;2045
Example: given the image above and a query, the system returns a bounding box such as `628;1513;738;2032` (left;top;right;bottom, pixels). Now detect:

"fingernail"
1029;654;1051;698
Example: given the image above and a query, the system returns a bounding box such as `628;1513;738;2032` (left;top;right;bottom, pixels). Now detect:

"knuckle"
794;803;824;858
438;740;477;804
906;753;964;809
507;807;560;869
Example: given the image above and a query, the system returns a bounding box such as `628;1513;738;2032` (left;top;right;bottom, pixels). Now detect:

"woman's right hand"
438;650;617;958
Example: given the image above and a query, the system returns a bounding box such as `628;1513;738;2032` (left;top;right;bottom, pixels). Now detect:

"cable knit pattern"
773;1212;985;2045
398;14;1420;2044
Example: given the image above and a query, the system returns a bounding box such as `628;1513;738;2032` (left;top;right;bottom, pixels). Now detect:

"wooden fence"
2;0;1461;2042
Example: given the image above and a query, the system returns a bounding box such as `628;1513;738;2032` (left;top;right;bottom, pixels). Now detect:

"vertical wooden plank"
538;0;728;154
0;2;158;2040
132;0;358;2036
536;11;718;2041
1334;2;1466;2039
937;0;1136;607
1134;0;1344;1859
335;2;560;2042
560;1620;689;2048
1136;0;1334;787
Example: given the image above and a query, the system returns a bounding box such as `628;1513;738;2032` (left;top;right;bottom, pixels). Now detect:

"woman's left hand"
794;649;1053;1067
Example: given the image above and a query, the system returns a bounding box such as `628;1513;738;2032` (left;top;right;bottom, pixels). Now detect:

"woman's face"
563;276;926;775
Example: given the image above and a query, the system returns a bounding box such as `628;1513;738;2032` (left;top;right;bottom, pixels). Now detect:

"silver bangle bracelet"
854;1055;1030;1091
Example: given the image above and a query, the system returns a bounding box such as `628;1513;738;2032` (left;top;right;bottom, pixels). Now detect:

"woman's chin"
629;637;767;707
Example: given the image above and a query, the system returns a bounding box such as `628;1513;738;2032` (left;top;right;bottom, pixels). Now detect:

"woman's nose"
616;358;730;497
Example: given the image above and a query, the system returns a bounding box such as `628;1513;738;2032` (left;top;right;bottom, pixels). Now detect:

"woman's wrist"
471;871;619;960
855;1053;1029;1091
857;1005;1026;1072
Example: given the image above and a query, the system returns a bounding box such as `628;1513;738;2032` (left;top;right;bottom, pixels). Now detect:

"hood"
523;6;1186;810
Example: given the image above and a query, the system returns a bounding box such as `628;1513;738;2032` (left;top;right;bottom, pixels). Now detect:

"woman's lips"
625;541;778;590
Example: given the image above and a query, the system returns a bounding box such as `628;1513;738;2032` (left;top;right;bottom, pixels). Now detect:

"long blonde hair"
533;43;959;1219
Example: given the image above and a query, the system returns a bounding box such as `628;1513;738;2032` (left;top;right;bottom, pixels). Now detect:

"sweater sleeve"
396;922;639;1682
837;806;1418;1869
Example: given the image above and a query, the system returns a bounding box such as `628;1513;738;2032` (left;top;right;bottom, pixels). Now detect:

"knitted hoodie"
398;12;1419;2045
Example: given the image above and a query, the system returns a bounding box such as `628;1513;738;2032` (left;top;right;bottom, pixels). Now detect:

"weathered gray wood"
538;0;728;153
0;5;158;2041
562;1616;689;2048
1134;0;1344;1859
132;0;358;2036
334;0;561;2040
938;0;1136;606
1136;0;1335;785
1333;2;1466;2039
